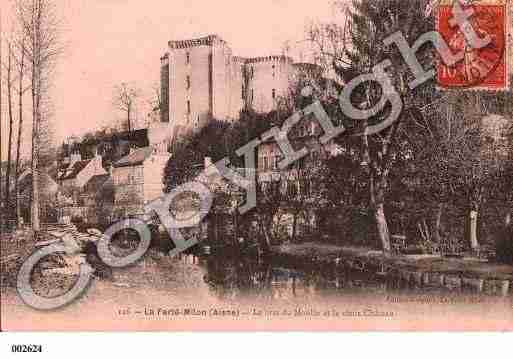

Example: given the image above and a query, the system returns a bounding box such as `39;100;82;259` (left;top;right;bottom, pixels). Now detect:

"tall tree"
324;0;434;253
5;42;15;218
113;82;139;133
0;9;3;216
14;35;28;224
16;0;63;231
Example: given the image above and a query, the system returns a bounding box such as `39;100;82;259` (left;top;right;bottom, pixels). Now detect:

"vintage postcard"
1;0;513;334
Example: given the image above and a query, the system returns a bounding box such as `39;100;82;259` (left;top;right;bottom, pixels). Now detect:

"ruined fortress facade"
160;34;312;136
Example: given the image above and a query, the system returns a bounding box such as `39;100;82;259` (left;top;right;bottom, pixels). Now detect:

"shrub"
495;225;513;264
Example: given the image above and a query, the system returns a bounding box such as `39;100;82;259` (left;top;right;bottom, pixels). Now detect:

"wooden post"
470;209;479;251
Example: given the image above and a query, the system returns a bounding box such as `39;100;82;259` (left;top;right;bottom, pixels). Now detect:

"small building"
17;166;62;224
58;151;107;191
112;147;171;218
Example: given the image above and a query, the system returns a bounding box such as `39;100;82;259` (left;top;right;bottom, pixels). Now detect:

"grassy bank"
270;242;513;295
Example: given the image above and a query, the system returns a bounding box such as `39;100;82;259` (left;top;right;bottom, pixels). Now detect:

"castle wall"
246;57;294;113
163;35;305;137
160;55;170;123
169;41;213;132
211;39;232;120
229;59;245;118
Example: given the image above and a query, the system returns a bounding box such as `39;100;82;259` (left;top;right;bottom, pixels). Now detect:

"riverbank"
269;242;513;296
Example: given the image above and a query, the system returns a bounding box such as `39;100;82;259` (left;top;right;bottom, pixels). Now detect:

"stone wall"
113;165;144;207
164;35;302;136
169;40;213;132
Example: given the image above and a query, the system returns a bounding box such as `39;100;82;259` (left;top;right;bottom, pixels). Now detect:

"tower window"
186;52;190;64
242;85;245;99
186;75;191;90
272;89;276;99
187;100;191;115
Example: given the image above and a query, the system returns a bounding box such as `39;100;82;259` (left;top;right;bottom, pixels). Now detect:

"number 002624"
11;345;43;353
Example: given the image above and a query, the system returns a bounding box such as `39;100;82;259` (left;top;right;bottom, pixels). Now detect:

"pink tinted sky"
1;0;338;159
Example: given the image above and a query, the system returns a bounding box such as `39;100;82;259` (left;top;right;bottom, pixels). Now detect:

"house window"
186;75;191;90
311;151;319;163
242;85;245;99
297;157;305;170
287;181;298;197
301;180;311;196
187;100;191;115
273;155;280;169
263;156;268;171
251;89;254;102
272;88;276;99
186;52;190;64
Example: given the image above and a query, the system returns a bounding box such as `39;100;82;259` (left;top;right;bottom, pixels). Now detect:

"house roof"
59;159;91;180
64;128;149;160
84;174;110;193
18;171;59;195
113;147;154;168
18;173;34;194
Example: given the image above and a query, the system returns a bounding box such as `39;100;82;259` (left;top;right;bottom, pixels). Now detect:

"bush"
70;216;84;226
495;225;513;264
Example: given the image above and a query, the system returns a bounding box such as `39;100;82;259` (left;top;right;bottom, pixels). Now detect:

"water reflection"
200;255;396;302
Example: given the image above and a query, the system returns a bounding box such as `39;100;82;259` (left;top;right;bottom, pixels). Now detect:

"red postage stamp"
436;0;509;90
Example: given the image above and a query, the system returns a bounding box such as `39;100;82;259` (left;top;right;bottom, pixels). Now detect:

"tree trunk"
370;171;391;254
127;106;131;133
31;0;44;232
291;212;298;242
14;43;26;225
469;209;479;251
6;43;14;218
434;202;444;245
375;203;391;253
31;53;40;232
256;215;271;253
0;12;3;219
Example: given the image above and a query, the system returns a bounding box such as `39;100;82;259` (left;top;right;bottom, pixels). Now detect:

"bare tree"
241;66;253;112
305;1;351;83
254;177;286;252
0;9;3;216
16;0;63;231
113;82;139;133
149;82;161;110
14;35;28;224
4;41;15;218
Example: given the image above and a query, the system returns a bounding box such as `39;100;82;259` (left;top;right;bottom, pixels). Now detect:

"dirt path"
1;254;221;330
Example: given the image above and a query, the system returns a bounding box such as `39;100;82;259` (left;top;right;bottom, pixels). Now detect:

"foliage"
495;225;513;264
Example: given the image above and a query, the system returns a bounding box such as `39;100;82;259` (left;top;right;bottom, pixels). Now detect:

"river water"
2;251;512;330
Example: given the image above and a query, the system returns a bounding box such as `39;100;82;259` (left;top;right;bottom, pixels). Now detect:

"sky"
1;0;339;160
